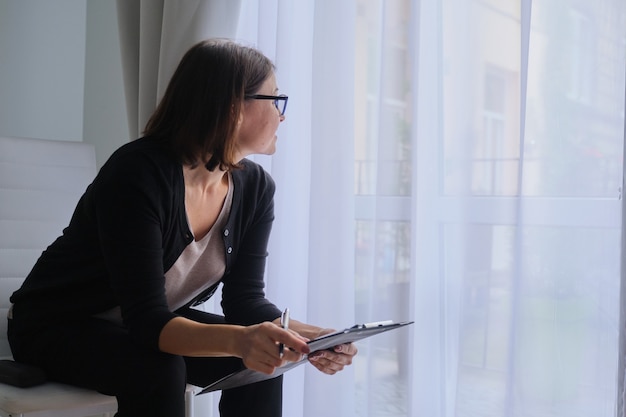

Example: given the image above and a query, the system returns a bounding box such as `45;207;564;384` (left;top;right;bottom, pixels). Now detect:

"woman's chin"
261;138;278;155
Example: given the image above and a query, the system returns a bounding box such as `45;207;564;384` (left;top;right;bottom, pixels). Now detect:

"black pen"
279;308;290;358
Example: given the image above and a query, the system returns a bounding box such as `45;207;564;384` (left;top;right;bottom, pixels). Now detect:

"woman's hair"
143;38;275;171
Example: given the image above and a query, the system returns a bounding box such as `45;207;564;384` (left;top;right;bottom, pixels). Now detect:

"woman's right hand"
236;322;310;374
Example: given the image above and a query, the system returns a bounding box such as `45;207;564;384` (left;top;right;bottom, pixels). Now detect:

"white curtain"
237;0;626;416
116;0;626;416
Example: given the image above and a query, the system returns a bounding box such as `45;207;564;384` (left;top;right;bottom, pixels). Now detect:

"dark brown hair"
143;39;274;171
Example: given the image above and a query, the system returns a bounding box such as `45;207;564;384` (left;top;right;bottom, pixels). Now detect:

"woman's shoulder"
95;137;181;194
102;137;177;173
109;136;171;162
234;158;275;191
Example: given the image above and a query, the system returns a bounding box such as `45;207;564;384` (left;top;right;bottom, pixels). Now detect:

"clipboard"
197;320;413;394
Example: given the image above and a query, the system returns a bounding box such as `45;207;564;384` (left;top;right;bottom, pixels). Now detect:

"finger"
308;354;342;375
333;343;358;356
245;352;279;372
316;349;354;366
309;351;349;369
288;328;310;342
254;323;308;358
311;361;338;375
280;347;304;363
253;344;288;372
275;330;310;356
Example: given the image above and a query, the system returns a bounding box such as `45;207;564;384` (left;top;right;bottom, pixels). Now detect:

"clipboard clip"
351;320;394;329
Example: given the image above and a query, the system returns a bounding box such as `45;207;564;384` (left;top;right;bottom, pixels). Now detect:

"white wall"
0;0;129;167
0;0;87;142
83;0;129;168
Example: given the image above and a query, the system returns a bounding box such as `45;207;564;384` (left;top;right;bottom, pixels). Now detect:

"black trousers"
7;305;282;417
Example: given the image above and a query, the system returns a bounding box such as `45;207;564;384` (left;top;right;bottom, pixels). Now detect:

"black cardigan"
11;137;281;351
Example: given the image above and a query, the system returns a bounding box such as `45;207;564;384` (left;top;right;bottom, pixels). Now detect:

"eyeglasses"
245;94;288;116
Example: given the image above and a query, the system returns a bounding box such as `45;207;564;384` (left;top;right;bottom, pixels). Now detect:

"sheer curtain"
114;0;626;416
237;0;626;416
236;2;358;416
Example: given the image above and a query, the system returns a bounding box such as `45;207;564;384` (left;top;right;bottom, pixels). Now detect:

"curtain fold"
303;2;357;416
116;0;162;139
504;0;532;413
409;0;446;414
116;0;241;139
617;57;626;417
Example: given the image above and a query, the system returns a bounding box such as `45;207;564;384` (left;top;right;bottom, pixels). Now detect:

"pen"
279;308;290;358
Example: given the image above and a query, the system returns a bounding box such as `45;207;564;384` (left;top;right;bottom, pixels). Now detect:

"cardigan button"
224;229;229;236
227;247;233;254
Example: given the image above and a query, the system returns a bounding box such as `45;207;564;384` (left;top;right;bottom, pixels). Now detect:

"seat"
0;136;199;417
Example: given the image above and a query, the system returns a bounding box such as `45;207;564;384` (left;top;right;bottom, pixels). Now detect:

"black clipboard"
197;320;413;394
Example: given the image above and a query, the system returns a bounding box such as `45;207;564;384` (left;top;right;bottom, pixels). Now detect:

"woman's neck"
183;164;228;192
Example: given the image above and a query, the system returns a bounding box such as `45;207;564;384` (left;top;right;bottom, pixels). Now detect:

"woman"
8;39;357;417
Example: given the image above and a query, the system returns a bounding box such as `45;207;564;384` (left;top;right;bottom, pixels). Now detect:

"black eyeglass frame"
245;94;288;116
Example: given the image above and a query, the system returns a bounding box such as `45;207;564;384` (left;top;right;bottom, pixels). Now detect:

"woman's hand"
307;328;359;375
236;322;310;375
268;317;359;375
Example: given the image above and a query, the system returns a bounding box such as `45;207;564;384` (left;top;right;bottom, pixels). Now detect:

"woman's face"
235;73;285;159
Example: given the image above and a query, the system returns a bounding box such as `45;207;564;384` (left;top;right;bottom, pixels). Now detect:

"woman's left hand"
307;329;358;375
273;319;359;375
